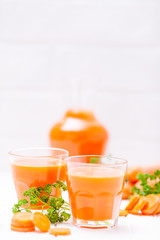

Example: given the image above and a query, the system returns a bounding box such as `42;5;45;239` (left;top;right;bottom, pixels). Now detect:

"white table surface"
1;172;159;240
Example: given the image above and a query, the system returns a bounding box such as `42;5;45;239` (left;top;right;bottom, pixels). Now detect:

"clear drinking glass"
66;155;127;229
9;147;69;205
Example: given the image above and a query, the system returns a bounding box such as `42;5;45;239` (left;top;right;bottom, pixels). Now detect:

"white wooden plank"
0;43;160;93
0;2;159;45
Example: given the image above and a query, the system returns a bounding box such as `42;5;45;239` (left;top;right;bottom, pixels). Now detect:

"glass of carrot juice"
66;155;127;229
9;147;68;206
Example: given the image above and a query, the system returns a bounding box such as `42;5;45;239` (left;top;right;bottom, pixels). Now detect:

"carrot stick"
141;194;160;215
125;194;140;211
49;228;71;236
130;196;148;214
32;212;50;232
11;224;35;232
119;209;128;217
11;212;34;228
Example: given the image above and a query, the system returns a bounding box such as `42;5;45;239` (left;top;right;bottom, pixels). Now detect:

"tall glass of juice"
66;155;127;229
9;147;68;206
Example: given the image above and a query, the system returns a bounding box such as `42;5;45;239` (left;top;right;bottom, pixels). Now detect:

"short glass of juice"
66;155;127;229
9;147;68;206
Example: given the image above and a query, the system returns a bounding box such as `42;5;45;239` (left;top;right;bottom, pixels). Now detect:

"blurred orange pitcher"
49;110;109;156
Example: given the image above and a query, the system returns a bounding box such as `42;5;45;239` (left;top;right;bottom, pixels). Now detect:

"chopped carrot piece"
135;178;159;192
128;212;142;216
141;194;160;215
122;181;134;200
49;228;71;236
11;224;35;232
32;212;50;232
127;166;142;184
125;194;140;211
152;194;160;214
134;180;142;190
119;209;128;217
130;196;148;214
11;212;34;228
155;203;160;214
155;193;160;214
127;164;160;183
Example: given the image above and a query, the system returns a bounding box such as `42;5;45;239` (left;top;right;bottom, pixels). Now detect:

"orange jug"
49;110;109;156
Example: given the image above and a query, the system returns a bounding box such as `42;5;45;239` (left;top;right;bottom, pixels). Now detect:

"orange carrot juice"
11;158;67;202
10;147;68;206
67;167;125;222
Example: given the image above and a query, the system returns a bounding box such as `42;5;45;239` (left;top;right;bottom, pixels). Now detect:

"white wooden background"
0;0;160;172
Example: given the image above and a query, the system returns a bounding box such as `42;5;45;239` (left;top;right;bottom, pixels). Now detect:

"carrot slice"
144;193;160;215
141;194;160;215
32;212;50;232
155;203;160;214
11;218;34;228
129;212;142;216
119;209;128;217
150;194;160;214
11;212;34;228
11;224;35;232
130;196;148;214
125;194;140;211
49;228;71;236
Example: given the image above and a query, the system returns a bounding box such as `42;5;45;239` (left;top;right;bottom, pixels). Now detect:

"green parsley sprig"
131;170;160;196
12;180;71;224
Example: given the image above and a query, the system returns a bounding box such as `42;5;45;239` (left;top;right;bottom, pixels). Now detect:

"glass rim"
66;155;128;167
8;147;69;158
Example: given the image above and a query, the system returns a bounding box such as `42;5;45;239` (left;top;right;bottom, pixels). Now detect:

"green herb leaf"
131;170;160;196
18;199;28;206
12;204;21;213
25;209;32;212
43;184;52;194
40;195;49;203
154;170;160;177
30;199;38;205
12;180;71;225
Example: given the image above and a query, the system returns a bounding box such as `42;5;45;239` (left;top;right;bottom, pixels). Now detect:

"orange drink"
9;148;68;207
66;155;127;229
